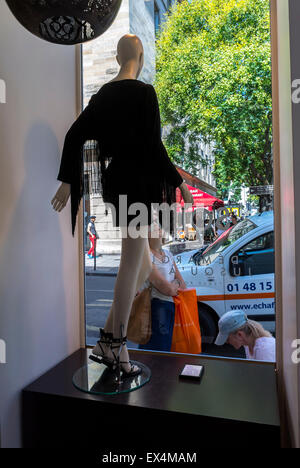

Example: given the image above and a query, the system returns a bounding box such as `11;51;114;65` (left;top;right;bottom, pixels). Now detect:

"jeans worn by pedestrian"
139;298;175;352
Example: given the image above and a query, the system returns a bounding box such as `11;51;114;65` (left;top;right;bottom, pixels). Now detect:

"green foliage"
155;0;272;195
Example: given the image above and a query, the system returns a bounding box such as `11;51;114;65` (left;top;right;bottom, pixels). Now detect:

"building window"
154;1;160;36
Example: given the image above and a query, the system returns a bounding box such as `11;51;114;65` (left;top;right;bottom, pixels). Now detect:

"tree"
155;0;272;196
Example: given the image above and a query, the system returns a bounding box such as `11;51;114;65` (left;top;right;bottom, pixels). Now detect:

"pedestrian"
215;310;276;361
215;218;227;237
230;214;238;227
87;215;100;259
204;219;216;244
138;223;187;352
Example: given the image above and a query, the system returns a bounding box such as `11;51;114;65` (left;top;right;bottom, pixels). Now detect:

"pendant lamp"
5;0;122;45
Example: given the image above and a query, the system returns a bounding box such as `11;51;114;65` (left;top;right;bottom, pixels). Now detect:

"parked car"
174;212;275;343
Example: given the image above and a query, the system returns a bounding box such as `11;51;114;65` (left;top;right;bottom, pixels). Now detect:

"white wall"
0;1;81;447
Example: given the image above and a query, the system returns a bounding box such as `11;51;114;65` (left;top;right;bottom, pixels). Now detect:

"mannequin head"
116;34;144;78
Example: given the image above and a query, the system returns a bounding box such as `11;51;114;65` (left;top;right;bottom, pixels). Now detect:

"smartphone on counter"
179;364;204;382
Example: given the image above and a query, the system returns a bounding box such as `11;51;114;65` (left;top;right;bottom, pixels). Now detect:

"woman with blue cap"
215;310;276;362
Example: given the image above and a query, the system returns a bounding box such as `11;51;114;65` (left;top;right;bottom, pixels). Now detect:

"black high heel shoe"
89;328;118;370
89;328;142;379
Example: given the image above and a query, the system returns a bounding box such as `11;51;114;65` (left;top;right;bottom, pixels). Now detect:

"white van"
174;212;275;342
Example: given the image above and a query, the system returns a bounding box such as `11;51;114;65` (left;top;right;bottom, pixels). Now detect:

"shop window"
82;0;275;362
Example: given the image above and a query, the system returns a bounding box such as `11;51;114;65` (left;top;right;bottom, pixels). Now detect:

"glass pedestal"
72;360;151;396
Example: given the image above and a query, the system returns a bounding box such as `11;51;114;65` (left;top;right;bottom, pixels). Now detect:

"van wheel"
198;305;218;344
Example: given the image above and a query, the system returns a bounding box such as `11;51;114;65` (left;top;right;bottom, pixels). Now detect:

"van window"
195;219;257;266
229;232;274;277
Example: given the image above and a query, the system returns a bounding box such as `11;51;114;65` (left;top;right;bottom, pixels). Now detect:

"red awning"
176;185;224;212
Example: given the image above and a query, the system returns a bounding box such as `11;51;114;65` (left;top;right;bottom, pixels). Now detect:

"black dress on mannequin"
57;79;184;236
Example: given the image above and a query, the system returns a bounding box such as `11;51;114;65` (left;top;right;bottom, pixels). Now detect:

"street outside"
84;252;245;359
86;253;143;350
83;0;272;362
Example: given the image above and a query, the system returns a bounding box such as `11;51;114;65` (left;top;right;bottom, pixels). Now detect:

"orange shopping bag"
171;288;202;354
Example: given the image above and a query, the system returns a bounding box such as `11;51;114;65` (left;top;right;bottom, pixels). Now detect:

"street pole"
94;238;96;271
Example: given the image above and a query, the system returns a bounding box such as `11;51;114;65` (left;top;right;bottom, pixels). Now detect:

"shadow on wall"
0;121;73;447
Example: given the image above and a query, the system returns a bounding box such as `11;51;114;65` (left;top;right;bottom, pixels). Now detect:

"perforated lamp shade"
5;0;122;45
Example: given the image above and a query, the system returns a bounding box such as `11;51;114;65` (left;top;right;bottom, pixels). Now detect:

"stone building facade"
83;0;174;106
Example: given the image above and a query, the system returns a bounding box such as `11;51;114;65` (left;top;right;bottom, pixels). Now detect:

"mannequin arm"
52;93;100;217
51;182;71;212
146;84;184;190
56;93;99;184
179;181;194;205
158;139;184;189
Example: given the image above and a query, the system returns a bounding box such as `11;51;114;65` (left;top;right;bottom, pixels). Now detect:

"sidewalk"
92;238;202;256
85;254;120;276
85;238;201;276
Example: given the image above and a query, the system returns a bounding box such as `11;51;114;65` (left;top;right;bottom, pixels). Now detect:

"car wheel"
198;305;218;344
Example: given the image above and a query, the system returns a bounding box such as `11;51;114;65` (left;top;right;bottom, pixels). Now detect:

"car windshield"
196;219;257;266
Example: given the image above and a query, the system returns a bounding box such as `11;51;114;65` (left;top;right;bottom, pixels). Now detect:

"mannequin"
51;34;193;377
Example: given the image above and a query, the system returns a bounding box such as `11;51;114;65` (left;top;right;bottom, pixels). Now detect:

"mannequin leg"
104;234;152;333
96;227;153;373
135;239;153;293
104;232;152;334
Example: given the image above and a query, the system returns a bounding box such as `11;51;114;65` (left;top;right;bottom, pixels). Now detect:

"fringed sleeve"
57;94;99;237
145;84;184;234
145;84;183;190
